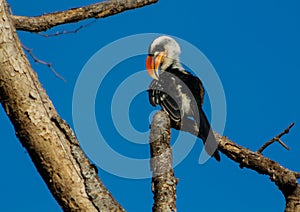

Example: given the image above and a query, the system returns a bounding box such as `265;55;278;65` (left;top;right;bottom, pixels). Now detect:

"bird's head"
146;36;181;80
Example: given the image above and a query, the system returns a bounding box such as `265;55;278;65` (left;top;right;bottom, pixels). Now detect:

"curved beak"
146;52;165;80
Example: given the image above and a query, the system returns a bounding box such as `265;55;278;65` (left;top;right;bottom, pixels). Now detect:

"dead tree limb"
216;134;300;212
215;133;298;187
257;123;294;154
0;0;127;210
178;119;300;212
150;111;177;212
12;0;158;32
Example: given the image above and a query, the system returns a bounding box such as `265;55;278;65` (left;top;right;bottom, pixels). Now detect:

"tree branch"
257;123;294;154
0;1;124;210
176;119;299;211
215;133;298;191
150;111;177;212
216;134;300;212
12;0;158;32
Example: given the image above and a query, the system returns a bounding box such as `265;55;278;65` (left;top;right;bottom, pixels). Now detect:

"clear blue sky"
1;0;300;211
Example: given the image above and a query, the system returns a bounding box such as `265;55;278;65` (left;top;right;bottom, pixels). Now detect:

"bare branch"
22;44;66;81
257;123;295;154
215;133;298;192
150;111;177;212
12;0;159;32
0;1;124;210
51;115;124;211
220;132;300;211
177;120;298;194
37;20;97;38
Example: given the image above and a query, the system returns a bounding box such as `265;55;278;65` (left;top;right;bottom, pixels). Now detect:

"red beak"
146;52;165;80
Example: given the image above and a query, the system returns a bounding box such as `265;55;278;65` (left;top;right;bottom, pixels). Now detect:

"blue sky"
1;0;300;211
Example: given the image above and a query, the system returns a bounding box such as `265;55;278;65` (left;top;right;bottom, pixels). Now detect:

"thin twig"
257;122;295;154
37;20;97;38
22;44;66;82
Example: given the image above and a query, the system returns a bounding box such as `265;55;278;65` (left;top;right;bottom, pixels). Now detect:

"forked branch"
0;0;158;210
257;122;294;154
177;120;299;212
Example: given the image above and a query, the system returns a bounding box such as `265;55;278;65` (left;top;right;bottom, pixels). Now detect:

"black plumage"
148;66;220;161
146;35;220;161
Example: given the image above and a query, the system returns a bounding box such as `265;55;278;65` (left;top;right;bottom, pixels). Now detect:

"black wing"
148;78;181;122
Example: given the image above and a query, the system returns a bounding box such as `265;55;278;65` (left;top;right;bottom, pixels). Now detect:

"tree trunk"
0;1;124;211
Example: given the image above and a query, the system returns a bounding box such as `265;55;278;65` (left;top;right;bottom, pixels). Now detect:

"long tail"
198;108;220;162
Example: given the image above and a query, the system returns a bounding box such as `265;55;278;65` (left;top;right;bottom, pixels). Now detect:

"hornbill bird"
146;36;220;161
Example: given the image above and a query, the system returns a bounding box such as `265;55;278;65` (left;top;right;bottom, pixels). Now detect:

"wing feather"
148;79;181;122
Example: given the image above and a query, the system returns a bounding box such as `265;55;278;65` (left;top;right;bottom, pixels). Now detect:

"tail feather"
175;108;221;162
198;108;220;162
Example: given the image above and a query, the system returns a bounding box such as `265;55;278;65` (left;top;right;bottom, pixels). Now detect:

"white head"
146;36;182;80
